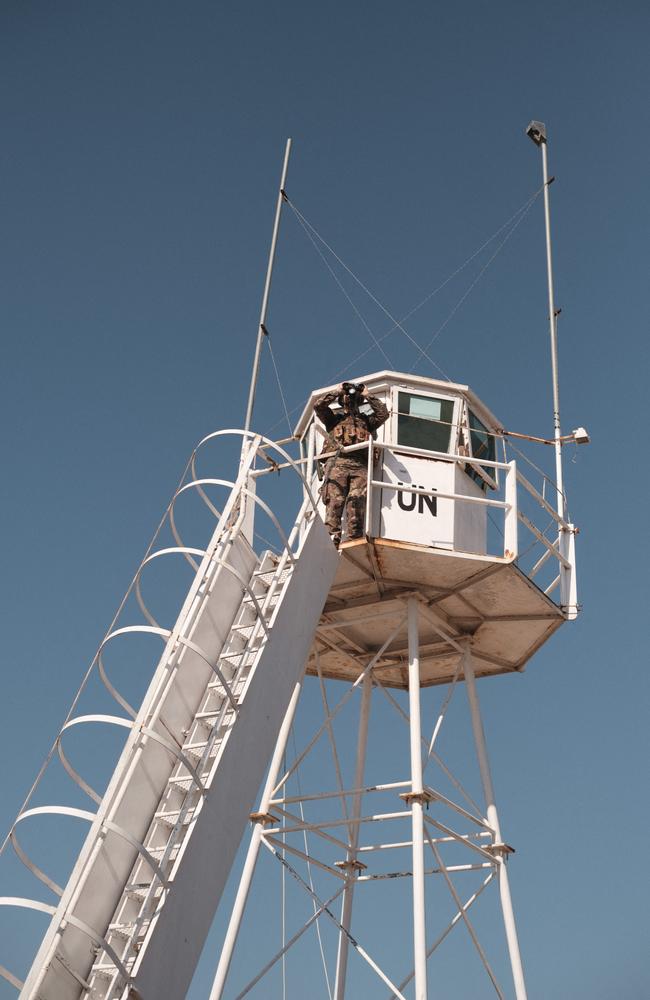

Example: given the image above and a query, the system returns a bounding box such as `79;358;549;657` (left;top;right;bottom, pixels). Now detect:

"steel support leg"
208;676;304;1000
334;671;373;1000
462;645;528;1000
407;599;428;1000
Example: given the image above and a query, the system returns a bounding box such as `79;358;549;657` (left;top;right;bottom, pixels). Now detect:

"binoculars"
341;382;366;396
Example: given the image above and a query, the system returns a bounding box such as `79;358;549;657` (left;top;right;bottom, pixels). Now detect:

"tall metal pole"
244;137;292;434
407;598;428;1000
526;121;565;521
208;674;303;1000
334;671;373;1000
462;645;528;1000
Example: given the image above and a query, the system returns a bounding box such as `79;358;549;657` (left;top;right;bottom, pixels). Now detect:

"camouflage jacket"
314;390;389;465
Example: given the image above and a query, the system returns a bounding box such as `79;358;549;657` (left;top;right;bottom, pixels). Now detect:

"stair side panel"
21;535;257;1000
130;517;338;1000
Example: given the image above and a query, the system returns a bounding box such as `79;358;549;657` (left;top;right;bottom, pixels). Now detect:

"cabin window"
397;392;455;453
466;409;496;488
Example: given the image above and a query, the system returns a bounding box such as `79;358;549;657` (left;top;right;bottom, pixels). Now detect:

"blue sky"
0;2;648;998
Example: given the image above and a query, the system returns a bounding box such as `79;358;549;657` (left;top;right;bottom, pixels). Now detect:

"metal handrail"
96;505;305;987
516;469;569;530
326;437;512;470
360;440;573;602
0;426;326;996
517;511;571;569
369;479;510;511
193;428;321;513
80;443;316;988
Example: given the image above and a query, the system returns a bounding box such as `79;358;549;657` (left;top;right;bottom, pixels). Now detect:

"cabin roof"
293;370;502;437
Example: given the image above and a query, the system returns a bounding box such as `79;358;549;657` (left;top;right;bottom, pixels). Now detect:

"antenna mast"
526;120;565;520
244;138;292;433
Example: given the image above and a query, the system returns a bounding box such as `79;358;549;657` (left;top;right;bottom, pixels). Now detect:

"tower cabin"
296;371;576;689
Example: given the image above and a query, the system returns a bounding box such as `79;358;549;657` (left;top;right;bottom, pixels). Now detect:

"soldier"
315;382;389;547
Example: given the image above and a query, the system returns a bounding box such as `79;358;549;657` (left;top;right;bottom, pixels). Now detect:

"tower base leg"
462;645;528;1000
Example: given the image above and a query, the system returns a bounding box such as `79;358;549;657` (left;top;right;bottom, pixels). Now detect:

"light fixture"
525;120;547;146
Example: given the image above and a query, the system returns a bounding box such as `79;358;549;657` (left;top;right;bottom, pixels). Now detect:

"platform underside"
309;537;566;689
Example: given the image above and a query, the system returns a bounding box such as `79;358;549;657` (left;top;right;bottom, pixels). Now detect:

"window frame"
459;400;499;491
391;386;461;457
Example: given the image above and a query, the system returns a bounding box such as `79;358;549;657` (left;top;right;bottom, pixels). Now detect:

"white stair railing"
89;545;295;997
0;430;325;998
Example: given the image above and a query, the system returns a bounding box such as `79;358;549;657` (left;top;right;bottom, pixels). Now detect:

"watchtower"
0;367;579;1000
0;130;583;1000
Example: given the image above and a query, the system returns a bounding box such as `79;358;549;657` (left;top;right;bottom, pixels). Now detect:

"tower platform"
309;536;565;688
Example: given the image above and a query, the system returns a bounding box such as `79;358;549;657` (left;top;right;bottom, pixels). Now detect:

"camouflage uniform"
315;389;389;545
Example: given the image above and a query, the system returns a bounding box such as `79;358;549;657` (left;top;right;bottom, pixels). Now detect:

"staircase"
85;550;286;998
20;464;339;1000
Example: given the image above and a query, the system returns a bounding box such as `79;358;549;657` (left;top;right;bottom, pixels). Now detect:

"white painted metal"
427;835;505;998
22;446;262;1000
561;523;578;619
2;428;337;999
538;135;565;522
295;372;501;440
504;459;518;560
219;604;527;998
1;369;581;998
462;645;528;1000
305;370;576;608
532;132;582;620
364;425;374;537
407;599;428;1000
244;138;292;432
127;514;338;1000
333;671;372;1000
208;674;304;1000
379;450;487;553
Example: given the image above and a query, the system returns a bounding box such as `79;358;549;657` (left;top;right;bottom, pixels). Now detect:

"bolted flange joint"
486;842;515;860
249;811;279;826
399;789;435;807
335;858;367;873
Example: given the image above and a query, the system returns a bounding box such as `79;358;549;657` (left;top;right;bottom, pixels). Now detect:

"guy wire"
266;184;545;435
266;335;294;436
289;203;396;371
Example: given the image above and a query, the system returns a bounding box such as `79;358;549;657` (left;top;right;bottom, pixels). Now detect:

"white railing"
0;431;321;995
302;417;576;615
360;438;517;555
360;437;575;616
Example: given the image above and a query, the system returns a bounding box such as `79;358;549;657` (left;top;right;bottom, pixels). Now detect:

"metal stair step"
108;917;150;940
193;709;235;727
168;774;209;790
153;809;192;828
207;668;250;688
124;881;163;900
90;964;121;979
91;952;136;975
212;649;257;665
241;594;279;609
183;742;219;762
145;844;181;862
194;705;238;725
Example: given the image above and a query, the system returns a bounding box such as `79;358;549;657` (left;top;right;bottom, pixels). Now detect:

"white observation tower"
0;128;583;1000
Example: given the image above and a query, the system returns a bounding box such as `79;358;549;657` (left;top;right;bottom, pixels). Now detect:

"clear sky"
0;2;648;998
